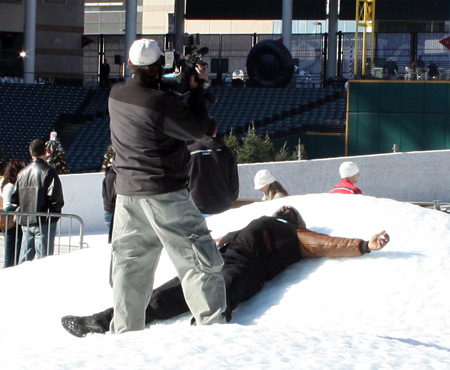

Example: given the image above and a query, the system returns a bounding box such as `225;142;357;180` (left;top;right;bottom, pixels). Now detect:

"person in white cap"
108;38;226;333
330;161;362;194
254;169;289;200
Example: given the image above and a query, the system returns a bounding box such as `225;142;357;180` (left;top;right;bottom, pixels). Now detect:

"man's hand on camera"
189;65;209;90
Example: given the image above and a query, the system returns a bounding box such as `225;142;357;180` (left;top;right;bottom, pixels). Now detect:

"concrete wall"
238;150;450;203
59;149;450;234
36;1;84;80
0;3;24;33
0;1;84;81
59;172;106;234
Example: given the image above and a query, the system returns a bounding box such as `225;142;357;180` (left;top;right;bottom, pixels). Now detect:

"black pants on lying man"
62;206;389;337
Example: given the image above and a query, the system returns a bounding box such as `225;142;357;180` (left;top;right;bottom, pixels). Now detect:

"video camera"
161;34;216;102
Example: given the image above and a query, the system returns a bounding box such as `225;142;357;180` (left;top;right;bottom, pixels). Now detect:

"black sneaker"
61;315;107;338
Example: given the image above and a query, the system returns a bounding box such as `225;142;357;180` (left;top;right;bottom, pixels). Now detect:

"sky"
1;193;450;370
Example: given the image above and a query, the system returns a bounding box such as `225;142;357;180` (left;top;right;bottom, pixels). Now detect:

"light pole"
23;0;36;84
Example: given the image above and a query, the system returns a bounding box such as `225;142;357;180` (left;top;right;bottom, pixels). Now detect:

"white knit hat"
339;161;359;178
254;169;275;190
128;39;164;66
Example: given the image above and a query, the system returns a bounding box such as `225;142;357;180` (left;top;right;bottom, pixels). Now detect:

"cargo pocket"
189;233;224;274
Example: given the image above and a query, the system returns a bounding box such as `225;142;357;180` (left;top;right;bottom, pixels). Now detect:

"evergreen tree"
275;141;292;162
102;144;115;171
223;129;240;156
223;126;308;164
237;125;275;163
262;132;276;159
46;130;70;174
293;138;307;160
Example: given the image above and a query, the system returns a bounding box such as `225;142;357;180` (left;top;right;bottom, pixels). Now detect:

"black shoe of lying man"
61;315;107;338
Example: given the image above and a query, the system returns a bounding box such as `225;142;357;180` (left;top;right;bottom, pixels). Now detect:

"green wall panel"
402;82;425;113
379;82;403;113
446;85;450;113
445;116;450;148
347;81;450;155
379;113;402;152
347;112;359;155
423;114;446;149
401;114;423;151
272;133;345;160
424;83;447;113
356;113;379;154
299;133;345;159
348;83;360;112
358;83;380;112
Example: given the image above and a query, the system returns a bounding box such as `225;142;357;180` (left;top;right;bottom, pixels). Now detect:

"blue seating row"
0;84;345;173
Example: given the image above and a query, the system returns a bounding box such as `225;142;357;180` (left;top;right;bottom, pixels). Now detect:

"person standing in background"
0;159;25;267
383;57;398;77
330;161;362;195
11;139;64;263
427;61;439;79
99;59;110;88
187;116;239;215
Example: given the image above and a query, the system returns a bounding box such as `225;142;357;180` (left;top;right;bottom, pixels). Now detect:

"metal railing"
411;201;450;213
82;31;450;88
0;211;86;268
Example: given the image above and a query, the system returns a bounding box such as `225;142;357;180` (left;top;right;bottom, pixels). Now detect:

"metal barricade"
0;211;86;268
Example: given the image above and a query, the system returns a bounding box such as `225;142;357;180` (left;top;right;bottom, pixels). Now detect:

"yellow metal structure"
354;0;376;76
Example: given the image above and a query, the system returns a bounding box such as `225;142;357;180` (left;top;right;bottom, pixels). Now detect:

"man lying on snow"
62;205;390;337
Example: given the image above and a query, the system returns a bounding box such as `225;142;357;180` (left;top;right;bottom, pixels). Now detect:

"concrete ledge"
237;150;450;204
58;149;450;234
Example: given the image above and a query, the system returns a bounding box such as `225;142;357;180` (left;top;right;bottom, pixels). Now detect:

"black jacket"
11;157;64;225
219;216;302;282
108;73;212;196
187;136;239;214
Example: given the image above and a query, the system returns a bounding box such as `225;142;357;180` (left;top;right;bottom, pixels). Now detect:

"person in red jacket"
330;161;362;195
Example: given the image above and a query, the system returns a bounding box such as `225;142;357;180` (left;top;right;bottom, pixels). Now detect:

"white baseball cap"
339;161;359;178
254;169;276;190
128;39;164;66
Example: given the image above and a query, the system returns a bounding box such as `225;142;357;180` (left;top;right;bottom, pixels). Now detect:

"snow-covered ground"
1;193;449;369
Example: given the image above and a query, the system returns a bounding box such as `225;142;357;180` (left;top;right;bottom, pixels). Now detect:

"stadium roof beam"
124;0;137;78
327;0;339;78
282;0;293;52
23;0;36;84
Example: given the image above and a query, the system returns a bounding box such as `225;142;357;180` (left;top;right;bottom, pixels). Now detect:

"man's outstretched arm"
297;228;390;259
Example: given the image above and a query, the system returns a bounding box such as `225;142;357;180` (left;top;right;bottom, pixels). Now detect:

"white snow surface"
1;193;450;369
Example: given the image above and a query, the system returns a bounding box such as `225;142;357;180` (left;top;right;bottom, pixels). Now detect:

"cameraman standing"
108;39;226;334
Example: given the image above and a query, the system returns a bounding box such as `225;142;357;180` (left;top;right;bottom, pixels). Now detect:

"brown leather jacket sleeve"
297;228;370;258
